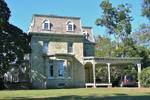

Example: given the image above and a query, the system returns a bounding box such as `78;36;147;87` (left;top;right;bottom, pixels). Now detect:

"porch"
85;83;112;88
83;57;142;88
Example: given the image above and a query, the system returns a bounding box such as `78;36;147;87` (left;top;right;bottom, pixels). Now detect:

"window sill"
48;77;71;79
48;77;54;79
57;77;65;79
42;29;51;31
68;52;74;55
67;77;71;79
66;30;74;32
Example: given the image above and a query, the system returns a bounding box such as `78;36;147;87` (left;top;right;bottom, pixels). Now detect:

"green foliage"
113;38;138;57
111;65;137;82
96;65;108;83
114;41;150;68
95;64;137;83
0;0;11;24
95;0;150;85
95;35;116;57
132;24;150;47
0;0;31;77
96;0;132;45
142;0;150;20
135;46;150;68
140;67;150;87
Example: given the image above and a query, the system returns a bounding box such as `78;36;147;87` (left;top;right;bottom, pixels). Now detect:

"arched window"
66;21;74;31
42;20;50;30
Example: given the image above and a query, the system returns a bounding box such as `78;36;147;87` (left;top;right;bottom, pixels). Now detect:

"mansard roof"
29;14;95;43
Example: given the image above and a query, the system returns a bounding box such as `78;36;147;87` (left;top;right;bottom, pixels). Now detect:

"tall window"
66;21;74;31
43;41;48;54
42;20;50;30
49;64;53;78
67;61;71;78
58;61;64;77
68;42;73;53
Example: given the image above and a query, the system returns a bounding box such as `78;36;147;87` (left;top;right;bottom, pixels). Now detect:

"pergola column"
107;63;111;84
92;61;96;88
137;63;141;88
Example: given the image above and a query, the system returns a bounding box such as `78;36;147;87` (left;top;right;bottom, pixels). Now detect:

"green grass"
0;88;150;100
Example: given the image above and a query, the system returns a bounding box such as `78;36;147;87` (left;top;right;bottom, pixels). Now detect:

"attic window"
42;20;50;30
83;31;89;39
66;21;74;32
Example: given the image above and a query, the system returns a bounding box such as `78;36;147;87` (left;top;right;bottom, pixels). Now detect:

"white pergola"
83;57;142;88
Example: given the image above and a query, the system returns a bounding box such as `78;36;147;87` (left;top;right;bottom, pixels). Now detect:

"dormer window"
66;21;74;32
42;20;50;30
83;31;89;39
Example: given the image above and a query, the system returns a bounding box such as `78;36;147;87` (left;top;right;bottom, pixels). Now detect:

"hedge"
140;67;150;87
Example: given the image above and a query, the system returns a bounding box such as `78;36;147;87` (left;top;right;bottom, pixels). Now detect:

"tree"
142;0;150;20
95;35;116;57
113;37;150;68
96;0;132;49
132;24;150;48
0;0;30;79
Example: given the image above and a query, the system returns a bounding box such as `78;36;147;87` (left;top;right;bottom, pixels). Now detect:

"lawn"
0;88;150;100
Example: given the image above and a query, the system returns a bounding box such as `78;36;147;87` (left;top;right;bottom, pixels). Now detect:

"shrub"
140;67;150;87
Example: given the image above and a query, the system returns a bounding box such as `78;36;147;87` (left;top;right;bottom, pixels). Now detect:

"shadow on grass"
8;94;150;100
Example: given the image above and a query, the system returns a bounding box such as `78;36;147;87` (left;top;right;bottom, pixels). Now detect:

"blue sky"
5;0;148;36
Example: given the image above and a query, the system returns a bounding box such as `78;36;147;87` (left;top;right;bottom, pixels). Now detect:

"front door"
85;66;93;83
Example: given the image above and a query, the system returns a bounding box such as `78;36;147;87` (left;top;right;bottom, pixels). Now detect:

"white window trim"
66;20;74;32
42;20;50;30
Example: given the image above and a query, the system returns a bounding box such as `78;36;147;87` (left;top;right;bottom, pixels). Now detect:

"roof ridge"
82;26;92;29
33;14;81;19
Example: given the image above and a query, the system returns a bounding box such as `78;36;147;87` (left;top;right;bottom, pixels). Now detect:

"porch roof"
83;56;142;65
43;53;75;58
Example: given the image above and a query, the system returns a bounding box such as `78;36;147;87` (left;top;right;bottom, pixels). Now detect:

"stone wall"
30;34;85;88
29;14;95;88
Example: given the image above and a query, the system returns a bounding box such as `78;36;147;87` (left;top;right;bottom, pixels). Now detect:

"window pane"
44;23;49;30
49;65;53;77
58;61;64;77
68;42;73;53
68;24;73;31
43;42;48;53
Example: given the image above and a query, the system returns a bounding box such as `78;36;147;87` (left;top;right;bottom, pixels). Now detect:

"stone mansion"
29;14;95;88
29;14;142;88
